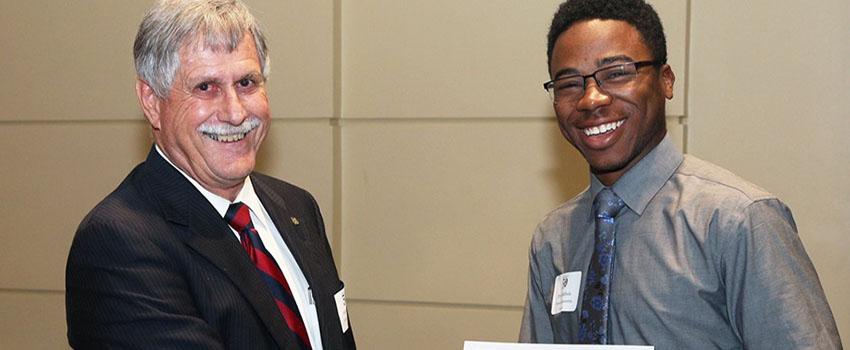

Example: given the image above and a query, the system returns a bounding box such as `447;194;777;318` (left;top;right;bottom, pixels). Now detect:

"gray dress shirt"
519;135;841;349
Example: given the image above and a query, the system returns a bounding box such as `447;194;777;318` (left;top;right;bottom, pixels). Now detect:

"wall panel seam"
682;0;692;153
348;297;523;311
0;117;333;125
0;288;64;295
334;115;684;125
0;119;145;125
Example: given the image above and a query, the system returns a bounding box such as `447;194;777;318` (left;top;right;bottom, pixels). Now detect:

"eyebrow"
242;72;265;83
188;76;222;87
188;71;264;86
551;55;636;80
598;55;634;67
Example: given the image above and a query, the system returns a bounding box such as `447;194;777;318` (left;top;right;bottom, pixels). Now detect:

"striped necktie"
578;188;625;344
225;202;312;350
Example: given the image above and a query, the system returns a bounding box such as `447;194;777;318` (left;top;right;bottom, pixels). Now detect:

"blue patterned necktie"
578;188;625;344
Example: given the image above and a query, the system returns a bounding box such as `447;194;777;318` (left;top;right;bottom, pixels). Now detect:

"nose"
575;78;612;111
220;87;248;125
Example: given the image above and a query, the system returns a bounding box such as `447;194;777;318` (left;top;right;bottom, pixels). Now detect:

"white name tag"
334;287;349;333
551;271;582;315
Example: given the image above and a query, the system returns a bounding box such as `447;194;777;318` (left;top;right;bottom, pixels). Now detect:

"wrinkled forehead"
180;30;250;55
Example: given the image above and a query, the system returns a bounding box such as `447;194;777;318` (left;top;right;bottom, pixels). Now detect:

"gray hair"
133;0;269;97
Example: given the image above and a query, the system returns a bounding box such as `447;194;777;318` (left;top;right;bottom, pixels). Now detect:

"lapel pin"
290;217;300;225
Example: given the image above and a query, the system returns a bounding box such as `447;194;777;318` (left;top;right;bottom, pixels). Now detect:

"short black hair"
547;0;667;68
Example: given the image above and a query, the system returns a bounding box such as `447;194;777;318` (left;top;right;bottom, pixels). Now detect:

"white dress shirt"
155;146;323;349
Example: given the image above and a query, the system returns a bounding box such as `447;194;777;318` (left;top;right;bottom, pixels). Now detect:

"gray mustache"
196;117;261;135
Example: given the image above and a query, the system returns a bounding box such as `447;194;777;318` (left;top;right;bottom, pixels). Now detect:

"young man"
519;0;841;348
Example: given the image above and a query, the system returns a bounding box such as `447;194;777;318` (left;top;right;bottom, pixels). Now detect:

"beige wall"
0;0;845;348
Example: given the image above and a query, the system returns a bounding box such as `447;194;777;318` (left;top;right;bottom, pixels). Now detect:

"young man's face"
549;19;674;186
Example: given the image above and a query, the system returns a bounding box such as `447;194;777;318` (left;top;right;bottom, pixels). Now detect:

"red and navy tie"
225;202;312;350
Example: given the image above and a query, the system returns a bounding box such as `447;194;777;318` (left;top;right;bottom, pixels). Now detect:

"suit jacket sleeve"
66;206;226;349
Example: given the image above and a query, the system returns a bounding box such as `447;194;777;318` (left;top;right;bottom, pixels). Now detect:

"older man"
65;1;354;349
520;0;841;348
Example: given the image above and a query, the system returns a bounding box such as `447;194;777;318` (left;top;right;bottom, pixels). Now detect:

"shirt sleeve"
720;198;841;349
519;231;555;343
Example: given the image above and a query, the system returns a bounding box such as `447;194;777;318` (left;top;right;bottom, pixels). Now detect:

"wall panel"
0;291;68;349
250;0;335;119
341;0;686;119
0;0;334;122
340;119;588;306
342;0;568;119
0;122;150;290
348;301;523;350
0;0;146;121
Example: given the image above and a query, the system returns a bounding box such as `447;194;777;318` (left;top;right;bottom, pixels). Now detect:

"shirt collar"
589;133;683;215
154;145;263;222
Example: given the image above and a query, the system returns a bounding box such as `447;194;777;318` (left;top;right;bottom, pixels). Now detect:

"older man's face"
141;33;269;200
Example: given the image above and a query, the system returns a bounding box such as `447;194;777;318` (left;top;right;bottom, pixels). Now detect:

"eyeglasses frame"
543;60;662;102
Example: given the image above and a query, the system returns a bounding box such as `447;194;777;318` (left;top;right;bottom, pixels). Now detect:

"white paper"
551;271;582;315
463;341;653;350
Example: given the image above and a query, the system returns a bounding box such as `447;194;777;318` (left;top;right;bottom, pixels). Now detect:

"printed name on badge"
551;271;582;315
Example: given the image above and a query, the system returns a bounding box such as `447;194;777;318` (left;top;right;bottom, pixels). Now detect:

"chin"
213;161;256;182
589;157;630;175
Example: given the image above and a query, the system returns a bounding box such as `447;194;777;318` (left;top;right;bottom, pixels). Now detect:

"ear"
136;79;163;130
660;64;675;100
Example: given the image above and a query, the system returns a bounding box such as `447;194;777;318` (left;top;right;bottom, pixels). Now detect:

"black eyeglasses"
543;60;661;103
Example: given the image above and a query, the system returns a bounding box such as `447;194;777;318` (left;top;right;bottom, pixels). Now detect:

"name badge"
551;271;582;315
334;287;349;333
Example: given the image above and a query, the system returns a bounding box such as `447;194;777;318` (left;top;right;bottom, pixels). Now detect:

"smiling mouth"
202;131;251;143
198;117;261;143
583;119;625;136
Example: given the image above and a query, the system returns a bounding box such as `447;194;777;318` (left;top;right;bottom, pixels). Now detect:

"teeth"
198;117;261;143
583;120;624;136
204;132;248;143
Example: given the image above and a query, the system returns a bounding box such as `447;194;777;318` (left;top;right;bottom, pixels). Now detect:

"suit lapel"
253;175;344;345
137;148;300;349
251;176;318;285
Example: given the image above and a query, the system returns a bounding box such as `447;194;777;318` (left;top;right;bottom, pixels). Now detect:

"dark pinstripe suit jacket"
66;148;355;349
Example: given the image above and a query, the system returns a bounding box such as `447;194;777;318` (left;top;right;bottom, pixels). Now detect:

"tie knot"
593;188;625;219
224;202;252;232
